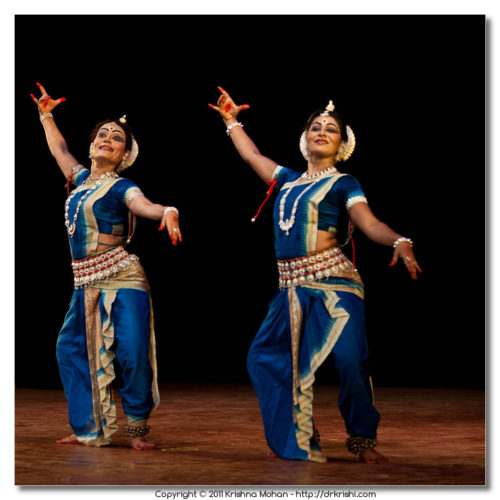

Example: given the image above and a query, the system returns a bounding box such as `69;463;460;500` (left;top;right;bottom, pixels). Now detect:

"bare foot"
56;434;80;445
130;437;155;450
359;448;389;464
267;449;278;458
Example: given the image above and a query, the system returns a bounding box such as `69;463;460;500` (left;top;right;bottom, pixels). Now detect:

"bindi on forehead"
314;119;338;127
100;126;124;135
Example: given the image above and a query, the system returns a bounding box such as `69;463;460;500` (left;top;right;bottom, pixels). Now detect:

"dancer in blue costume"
210;88;421;464
31;83;182;450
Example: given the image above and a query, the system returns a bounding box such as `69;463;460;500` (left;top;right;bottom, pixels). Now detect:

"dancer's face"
92;123;128;166
305;115;343;159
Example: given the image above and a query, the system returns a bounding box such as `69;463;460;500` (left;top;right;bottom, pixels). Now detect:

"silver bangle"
40;113;53;122
226;122;244;136
393;237;413;248
163;206;179;217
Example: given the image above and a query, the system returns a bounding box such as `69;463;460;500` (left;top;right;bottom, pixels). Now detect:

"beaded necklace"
278;166;337;236
64;171;119;237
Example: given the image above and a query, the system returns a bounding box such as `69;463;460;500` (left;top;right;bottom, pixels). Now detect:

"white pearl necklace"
300;165;338;179
83;171;119;186
279;167;338;235
64;172;119;237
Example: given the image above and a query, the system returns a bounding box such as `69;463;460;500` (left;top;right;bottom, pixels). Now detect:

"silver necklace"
83;171;119;186
300;165;338;179
279;167;337;236
64;172;119;237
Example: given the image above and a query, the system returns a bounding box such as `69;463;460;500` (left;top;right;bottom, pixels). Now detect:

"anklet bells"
123;424;151;438
345;436;378;455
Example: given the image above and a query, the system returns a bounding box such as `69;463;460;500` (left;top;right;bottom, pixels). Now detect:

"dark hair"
90;118;134;152
303;109;348;142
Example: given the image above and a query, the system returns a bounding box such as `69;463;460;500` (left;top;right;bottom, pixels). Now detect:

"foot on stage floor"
359;448;389;464
56;434;80;445
131;437;155;450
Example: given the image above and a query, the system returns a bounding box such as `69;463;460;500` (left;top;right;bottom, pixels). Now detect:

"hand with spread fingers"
389;240;422;280
30;82;66;115
208;86;278;183
208;86;250;120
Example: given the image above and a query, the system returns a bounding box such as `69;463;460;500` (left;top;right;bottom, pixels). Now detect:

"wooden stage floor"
15;383;485;486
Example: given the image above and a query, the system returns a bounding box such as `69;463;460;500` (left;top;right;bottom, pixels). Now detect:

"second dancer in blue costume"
209;88;421;464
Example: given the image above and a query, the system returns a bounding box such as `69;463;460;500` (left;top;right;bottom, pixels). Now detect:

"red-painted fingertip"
36;82;41;87
241;104;250;110
30;93;35;100
60;97;66;102
158;225;164;231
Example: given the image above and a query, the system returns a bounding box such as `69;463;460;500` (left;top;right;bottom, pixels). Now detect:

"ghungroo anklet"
345;436;378;455
123;423;151;438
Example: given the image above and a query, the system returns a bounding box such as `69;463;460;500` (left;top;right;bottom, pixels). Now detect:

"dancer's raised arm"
209;86;278;182
31;82;75;180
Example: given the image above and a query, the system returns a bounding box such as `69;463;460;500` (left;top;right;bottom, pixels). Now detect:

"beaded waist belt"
278;247;357;289
72;246;138;289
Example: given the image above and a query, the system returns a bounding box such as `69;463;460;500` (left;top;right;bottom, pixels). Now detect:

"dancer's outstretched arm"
209;86;278;182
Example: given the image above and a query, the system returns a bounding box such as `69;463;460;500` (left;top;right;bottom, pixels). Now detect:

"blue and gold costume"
57;165;159;446
247;166;379;462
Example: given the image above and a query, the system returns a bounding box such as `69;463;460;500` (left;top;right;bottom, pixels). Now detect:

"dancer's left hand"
389;243;422;279
159;209;182;246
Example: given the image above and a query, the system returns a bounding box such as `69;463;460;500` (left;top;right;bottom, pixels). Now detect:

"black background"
15;15;485;390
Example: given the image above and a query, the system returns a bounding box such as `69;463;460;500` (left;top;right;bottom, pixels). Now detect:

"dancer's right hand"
30;82;66;115
208;86;250;121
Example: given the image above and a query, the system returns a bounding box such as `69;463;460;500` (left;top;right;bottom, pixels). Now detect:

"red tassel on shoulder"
251;180;277;222
65;175;73;197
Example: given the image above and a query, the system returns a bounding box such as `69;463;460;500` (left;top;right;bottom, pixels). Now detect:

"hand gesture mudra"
208;86;250;120
158;208;182;247
30;82;66;115
389;241;422;280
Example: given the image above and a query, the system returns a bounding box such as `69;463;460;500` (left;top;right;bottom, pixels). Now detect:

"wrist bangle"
393;237;413;248
40;113;53;122
163;206;179;217
226;122;244;136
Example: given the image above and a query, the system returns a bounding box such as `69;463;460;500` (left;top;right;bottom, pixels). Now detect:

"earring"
89;143;94;160
299;131;310;160
335;142;346;162
121;154;130;168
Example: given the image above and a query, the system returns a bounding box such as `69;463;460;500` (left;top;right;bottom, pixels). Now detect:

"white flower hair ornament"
335;125;356;162
116;115;139;172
